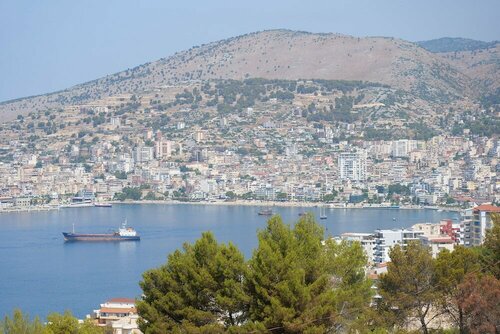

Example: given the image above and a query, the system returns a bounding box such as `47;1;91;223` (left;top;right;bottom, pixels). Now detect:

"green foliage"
45;311;79;334
275;192;288;201
269;90;294;101
0;310;103;334
137;232;250;333
409;121;438;140
479;212;500;279
225;191;237;200
480;88;500;110
322;190;337;202
311;79;388;93
434;247;480;333
417;37;498;53
247;214;372;332
1;309;44;334
114;187;142;201
451;116;500;137
113;171;127;180
144;191;157;200
136;215;371;333
378;242;437;334
363;128;396;141
387;183;410;196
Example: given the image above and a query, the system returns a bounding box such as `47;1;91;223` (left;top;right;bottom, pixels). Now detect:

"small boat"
319;206;327;220
95;203;112;208
258;208;273;216
62;220;140;242
61;202;94;208
298;212;306;217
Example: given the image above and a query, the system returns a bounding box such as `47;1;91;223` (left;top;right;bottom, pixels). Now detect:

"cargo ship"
62;221;140;242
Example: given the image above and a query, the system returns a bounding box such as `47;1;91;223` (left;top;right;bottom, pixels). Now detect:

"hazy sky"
1;0;499;102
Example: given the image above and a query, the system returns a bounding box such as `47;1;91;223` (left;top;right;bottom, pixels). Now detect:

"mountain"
430;43;500;93
417;37;498;53
0;29;493;121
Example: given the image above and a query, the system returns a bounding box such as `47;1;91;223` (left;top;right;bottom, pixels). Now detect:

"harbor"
0;203;458;318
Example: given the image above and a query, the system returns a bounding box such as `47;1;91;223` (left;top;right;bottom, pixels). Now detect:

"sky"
1;0;499;103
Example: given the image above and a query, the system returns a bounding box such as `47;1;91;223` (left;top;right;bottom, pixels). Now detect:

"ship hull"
62;232;140;242
94;203;112;208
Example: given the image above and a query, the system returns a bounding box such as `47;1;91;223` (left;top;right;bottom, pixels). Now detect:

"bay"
0;204;458;319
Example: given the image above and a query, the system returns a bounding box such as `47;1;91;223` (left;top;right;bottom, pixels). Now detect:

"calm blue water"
0;204;458;319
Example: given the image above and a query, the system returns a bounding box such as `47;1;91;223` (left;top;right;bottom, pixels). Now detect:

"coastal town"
1;10;499;331
0;80;497;212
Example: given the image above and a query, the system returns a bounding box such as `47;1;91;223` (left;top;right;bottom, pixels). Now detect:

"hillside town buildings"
0;130;497;208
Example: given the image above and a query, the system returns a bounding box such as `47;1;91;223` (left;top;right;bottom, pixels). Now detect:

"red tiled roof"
428;237;454;243
474;204;500;213
108;297;136;304
100;307;136;314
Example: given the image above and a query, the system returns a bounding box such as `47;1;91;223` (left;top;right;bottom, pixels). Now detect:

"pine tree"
45;311;79;334
480;212;500;279
247;214;371;333
434;246;481;334
1;309;44;334
378;242;437;334
137;232;250;333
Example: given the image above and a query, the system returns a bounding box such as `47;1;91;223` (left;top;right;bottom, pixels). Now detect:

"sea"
0;204;459;319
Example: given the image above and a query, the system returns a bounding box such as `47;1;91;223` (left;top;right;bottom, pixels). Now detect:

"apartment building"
462;204;500;247
338;232;375;264
338;150;367;182
373;229;424;263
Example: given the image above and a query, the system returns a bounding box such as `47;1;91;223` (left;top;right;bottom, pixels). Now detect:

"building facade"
373;229;424;263
461;204;500;247
338;150;367;182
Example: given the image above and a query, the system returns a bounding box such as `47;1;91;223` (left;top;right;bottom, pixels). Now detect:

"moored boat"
94;203;112;208
258;208;273;216
319;206;327;219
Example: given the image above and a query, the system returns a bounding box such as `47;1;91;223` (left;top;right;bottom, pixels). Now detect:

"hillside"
0;30;486;121
432;43;500;93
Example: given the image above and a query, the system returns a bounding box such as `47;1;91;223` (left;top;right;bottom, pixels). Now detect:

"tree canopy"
137;232;249;333
137;214;372;333
0;310;104;334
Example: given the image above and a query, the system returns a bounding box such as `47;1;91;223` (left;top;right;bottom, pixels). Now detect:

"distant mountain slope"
0;30;487;120
417;37;499;53
431;43;500;93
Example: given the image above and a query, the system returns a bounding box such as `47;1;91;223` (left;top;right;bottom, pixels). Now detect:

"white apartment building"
391;139;421;158
134;146;154;164
373;229;424;263
338;232;375;264
338;150;367;182
462;204;500;247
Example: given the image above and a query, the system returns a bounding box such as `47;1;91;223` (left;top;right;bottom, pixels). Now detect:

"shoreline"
109;199;463;212
0;200;463;213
